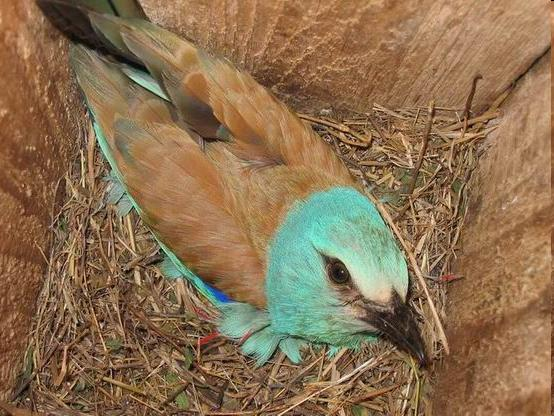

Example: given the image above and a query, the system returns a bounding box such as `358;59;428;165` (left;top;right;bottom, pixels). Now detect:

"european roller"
38;0;428;366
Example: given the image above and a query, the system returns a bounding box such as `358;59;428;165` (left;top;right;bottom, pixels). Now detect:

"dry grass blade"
395;101;436;221
277;353;387;416
14;101;498;415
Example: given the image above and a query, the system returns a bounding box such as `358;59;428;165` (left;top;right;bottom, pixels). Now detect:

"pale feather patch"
351;276;393;305
242;328;282;367
217;303;270;339
115;194;133;217
218;303;278;365
121;65;169;100
278;337;306;364
105;178;126;204
158;255;183;279
104;171;133;216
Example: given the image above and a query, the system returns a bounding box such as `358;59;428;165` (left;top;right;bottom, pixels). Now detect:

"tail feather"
87;12;136;59
37;0;144;57
69;45;174;158
109;0;146;18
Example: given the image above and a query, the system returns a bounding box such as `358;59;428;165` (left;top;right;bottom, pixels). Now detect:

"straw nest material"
12;95;500;415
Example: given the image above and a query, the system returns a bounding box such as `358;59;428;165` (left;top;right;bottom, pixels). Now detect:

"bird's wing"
70;13;359;308
71;48;266;307
87;13;355;180
88;12;358;248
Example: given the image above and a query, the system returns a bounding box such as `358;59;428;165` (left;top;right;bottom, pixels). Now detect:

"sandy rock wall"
0;1;82;400
432;53;551;415
142;0;549;113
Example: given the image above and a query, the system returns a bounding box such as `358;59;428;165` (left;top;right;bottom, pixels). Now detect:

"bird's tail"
36;0;146;57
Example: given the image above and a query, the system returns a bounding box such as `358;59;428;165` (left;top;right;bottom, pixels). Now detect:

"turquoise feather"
266;187;407;346
120;66;169;100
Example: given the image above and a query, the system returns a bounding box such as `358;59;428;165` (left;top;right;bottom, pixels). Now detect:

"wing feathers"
113;120;266;307
72;14;357;308
202;61;353;179
88;13;353;180
116;23;222;138
72;46;267;307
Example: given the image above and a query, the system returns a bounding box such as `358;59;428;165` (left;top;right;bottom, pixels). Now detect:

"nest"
12;97;499;415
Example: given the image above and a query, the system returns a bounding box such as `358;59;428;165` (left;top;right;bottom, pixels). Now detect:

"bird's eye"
326;259;351;284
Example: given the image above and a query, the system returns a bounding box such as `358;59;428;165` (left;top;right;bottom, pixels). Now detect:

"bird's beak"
362;292;429;367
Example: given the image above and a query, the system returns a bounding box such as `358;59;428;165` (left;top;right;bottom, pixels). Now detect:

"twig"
395;102;435;221
448;74;482;169
162;383;189;406
462;74;483;121
440;110;499;132
366;114;387;141
349;383;400;403
86;121;96;190
299;114;372;144
327;129;371;148
406;102;435;196
129;395;164;414
277;353;387;416
101;376;146;395
435;125;498;149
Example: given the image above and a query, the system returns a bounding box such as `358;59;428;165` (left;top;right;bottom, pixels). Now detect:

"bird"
37;0;428;366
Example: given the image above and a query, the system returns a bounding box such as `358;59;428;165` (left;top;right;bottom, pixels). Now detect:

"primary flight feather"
38;0;428;366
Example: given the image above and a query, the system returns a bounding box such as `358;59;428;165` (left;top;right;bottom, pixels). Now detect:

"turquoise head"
266;187;427;364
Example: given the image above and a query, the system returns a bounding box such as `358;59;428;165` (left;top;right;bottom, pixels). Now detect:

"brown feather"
117;21;222;138
114;120;266;306
72;48;267;306
207;142;356;257
71;15;360;307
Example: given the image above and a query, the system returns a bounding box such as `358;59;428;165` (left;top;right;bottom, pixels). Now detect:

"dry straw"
11;97;498;415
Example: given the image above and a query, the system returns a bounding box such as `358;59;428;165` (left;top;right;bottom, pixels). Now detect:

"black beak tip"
401;333;430;368
402;325;431;369
364;292;432;369
415;349;431;369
